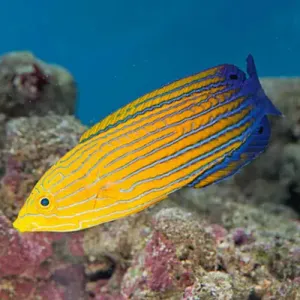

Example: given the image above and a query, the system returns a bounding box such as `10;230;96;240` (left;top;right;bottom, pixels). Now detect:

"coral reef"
0;55;299;300
0;51;76;117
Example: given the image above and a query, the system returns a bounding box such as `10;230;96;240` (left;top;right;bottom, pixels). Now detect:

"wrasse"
13;55;282;232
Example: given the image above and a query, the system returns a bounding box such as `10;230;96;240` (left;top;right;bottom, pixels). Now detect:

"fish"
13;54;282;233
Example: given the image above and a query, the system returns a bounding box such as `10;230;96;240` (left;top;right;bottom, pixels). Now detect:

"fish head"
219;63;247;90
13;157;87;232
12;186;60;232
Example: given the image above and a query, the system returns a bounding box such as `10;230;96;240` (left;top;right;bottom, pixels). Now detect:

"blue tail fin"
246;54;282;117
263;94;283;116
188;116;271;188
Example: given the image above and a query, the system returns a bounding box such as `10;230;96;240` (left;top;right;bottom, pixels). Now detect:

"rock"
0;213;52;277
182;272;236;300
0;211;87;299
172;187;300;282
0;51;76;117
119;207;217;299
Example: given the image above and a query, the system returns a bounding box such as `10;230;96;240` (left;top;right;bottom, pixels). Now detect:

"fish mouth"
13;216;80;232
13;217;34;232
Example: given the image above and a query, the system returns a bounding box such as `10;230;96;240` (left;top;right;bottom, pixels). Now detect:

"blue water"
1;0;299;125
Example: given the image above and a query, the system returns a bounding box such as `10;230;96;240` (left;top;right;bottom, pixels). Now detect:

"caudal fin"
246;54;282;117
263;94;283;116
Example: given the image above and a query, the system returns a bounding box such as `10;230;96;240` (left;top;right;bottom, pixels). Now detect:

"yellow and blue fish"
13;55;281;232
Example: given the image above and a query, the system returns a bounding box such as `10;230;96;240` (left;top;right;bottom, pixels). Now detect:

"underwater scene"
0;1;299;299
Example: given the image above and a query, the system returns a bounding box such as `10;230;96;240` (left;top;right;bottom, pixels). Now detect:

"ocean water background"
1;0;299;125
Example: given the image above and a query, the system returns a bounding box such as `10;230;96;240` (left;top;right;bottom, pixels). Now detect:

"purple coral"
232;228;254;246
0;51;76;116
12;63;50;102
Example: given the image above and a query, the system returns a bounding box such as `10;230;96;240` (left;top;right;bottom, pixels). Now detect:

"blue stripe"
102;84;238;143
119;105;255;185
49;89;250;195
134;73;224;109
101;131;175;166
188;114;269;187
188;155;248;188
80;81;231;143
122;117;255;193
106;92;248;168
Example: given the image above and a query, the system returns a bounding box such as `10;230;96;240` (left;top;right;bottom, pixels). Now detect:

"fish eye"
40;198;50;207
258;126;264;134
229;74;238;80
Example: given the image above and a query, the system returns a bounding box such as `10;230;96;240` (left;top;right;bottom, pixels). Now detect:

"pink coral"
0;278;36;299
144;231;194;292
208;224;228;244
0;215;52;277
0;213;91;299
145;231;180;291
66;232;85;257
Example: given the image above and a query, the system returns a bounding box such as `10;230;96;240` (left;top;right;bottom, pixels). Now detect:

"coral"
172;186;300;287
119;208;216;299
12;63;50;101
0;51;76;117
182;272;236;300
0;214;52;277
0;212;87;299
0;51;88;299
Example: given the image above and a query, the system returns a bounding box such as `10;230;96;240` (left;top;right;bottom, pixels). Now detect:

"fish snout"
13;216;34;232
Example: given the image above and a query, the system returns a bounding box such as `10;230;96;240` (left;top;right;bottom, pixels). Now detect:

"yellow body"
13;65;252;232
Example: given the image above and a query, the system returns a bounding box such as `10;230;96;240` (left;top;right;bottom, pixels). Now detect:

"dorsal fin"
246;54;282;117
79;65;224;144
246;54;257;78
